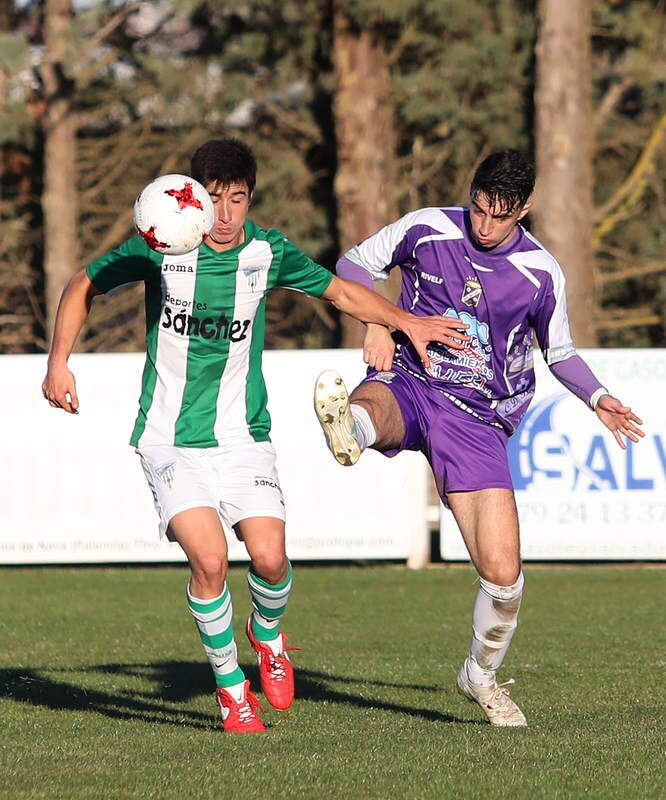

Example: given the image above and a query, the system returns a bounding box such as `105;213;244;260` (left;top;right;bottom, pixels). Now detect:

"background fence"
2;348;664;565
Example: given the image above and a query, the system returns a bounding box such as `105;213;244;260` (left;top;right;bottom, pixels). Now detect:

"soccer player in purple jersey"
314;149;644;727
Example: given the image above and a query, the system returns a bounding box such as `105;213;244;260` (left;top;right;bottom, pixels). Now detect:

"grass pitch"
0;564;663;799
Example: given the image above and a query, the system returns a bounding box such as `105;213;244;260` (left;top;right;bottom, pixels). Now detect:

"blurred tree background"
0;0;663;355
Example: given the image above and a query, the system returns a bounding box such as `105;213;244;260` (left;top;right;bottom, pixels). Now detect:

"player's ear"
517;200;532;221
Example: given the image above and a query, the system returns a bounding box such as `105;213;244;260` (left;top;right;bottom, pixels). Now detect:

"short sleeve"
86;236;161;294
275;236;333;297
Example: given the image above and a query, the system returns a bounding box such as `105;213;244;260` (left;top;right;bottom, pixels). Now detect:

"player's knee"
479;570;524;602
349;384;385;424
478;563;523;591
350;397;402;450
250;552;289;585
190;551;228;592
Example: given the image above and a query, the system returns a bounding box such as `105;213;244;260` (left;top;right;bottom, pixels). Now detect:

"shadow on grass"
0;663;214;729
294;668;468;724
0;661;471;727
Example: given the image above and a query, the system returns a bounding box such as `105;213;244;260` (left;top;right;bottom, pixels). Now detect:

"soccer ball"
133;173;215;255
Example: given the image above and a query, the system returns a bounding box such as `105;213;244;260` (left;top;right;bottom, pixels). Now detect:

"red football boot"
245;616;298;710
215;680;266;733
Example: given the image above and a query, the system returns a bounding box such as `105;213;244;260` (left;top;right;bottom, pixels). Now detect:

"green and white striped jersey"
86;220;333;448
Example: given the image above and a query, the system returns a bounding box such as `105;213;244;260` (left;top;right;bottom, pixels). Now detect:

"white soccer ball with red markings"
133;173;215;255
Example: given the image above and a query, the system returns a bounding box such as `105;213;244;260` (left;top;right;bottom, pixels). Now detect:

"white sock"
224;680;246;702
350;403;376;450
467;572;525;686
260;635;283;657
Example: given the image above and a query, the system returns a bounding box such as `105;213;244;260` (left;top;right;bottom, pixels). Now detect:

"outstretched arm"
42;269;102;414
322;274;469;372
594;393;644;450
548;354;644;449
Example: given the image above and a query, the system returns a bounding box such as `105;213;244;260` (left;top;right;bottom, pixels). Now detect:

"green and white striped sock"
187;582;245;690
247;562;293;642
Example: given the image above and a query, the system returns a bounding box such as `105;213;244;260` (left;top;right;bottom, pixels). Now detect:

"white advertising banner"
441;349;666;561
1;350;428;564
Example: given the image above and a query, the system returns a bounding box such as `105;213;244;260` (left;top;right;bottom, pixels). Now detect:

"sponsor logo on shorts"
155;462;176;489
254;475;285;506
369;371;396;384
254;476;281;490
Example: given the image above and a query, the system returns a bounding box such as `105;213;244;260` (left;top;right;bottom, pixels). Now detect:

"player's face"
204;181;252;251
469;192;531;250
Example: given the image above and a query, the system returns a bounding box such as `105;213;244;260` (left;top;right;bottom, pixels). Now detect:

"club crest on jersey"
243;266;261;291
461;276;482;307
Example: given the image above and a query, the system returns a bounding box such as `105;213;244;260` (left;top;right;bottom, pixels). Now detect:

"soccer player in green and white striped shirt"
42;138;468;732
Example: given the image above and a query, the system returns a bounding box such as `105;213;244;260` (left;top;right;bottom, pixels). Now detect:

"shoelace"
488;679;518;709
264;645;298;682
266;653;288;682
237;692;261;724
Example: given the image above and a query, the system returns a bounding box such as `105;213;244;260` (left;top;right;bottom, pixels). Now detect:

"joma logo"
162;263;194;273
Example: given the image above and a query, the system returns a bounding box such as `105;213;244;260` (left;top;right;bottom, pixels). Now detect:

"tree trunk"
533;0;597;346
332;7;400;347
42;0;79;344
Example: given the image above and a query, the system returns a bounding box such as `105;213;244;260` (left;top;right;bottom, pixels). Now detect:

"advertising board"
440;350;666;560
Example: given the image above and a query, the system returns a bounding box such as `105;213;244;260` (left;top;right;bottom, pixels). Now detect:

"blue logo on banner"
507;393;666;491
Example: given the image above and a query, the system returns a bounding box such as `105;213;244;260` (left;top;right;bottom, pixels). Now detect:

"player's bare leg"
449;488;521;586
447;488;527;727
170;508;265;732
348;379;406;451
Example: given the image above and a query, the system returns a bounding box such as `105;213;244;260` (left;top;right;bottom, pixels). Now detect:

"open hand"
595;394;643;449
403;314;470;372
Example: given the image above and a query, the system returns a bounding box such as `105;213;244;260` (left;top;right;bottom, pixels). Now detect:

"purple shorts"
362;366;513;505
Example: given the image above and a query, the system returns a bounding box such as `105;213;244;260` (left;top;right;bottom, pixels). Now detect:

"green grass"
0;564;663;799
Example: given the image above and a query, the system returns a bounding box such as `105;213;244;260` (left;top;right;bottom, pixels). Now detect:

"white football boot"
457;659;527;727
313;370;361;466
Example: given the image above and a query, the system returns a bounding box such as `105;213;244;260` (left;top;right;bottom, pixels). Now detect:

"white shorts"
137;441;285;540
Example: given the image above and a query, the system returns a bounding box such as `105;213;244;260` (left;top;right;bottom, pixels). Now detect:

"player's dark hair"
190;138;257;195
470;149;535;213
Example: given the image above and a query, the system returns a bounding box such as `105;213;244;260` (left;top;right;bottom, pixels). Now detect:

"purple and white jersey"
343;206;577;433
